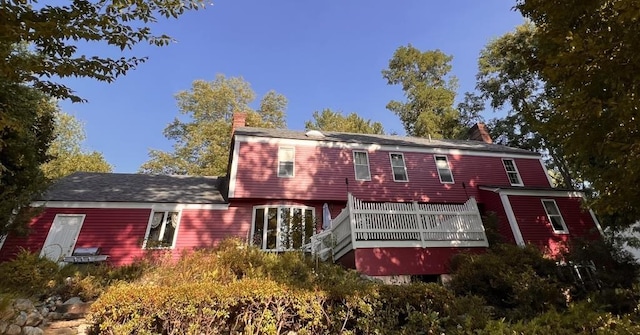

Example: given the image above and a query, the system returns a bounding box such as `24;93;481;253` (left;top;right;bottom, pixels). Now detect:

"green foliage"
41;111;112;180
0;0;206;102
0;81;55;235
513;0;640;226
304;109;385;134
449;244;566;320
140;75;287;176
0;249;60;297
383;45;476;139
482;301;640;334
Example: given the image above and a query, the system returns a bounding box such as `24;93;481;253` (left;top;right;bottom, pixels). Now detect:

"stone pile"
0;297;92;335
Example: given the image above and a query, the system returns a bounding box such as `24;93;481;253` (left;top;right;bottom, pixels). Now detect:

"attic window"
305;130;325;138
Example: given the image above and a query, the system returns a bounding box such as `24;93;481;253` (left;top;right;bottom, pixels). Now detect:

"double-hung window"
390;153;408;182
541;199;569;233
434;155;454;183
353;151;371;181
252;205;315;251
144;211;180;248
502;158;523;186
278;147;295;177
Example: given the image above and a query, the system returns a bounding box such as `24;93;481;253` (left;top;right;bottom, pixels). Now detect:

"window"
0;234;5;250
144;211;180;248
353;151;371;181
502;158;523;186
434;155;454;183
541;199;569;233
390;153;408;182
251;205;315;251
278;147;295;177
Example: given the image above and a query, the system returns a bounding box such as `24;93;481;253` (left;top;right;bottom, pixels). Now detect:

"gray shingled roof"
234;127;539;156
39;172;226;203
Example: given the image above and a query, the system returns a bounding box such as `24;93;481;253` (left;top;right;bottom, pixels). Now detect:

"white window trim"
541;199;569;234
502;158;524;186
250;205;315;251
353;150;371;181
434;155;454;184
277;146;295;178
143;210;181;249
389;152;409;182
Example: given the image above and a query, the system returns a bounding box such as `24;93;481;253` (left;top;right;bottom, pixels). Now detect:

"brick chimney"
231;112;247;134
468;123;493;144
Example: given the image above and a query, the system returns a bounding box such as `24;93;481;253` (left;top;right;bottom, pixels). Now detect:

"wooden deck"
312;194;489;261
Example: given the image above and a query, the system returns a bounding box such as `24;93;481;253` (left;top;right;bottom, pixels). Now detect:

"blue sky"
58;1;524;173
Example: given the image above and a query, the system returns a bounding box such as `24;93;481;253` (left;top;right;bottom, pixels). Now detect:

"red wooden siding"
233;141;549;203
477;190;516;245
508;195;599;256
353;247;486;276
0;208;151;265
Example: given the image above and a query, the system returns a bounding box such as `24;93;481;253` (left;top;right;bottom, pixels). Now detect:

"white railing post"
413;201;426;247
347;193;358;249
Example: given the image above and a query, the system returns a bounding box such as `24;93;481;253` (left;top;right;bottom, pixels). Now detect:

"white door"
40;214;85;262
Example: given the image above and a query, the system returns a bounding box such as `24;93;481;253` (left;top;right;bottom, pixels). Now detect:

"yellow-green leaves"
304;109;385;134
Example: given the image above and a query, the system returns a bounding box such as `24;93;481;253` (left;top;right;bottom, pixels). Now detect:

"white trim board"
31;201;229;210
479;187;584;198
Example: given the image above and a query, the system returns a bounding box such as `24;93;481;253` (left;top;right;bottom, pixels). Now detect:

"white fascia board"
31;201;229;210
589;209;605;236
235;135;541;160
499;193;526;247
478;186;584;198
227;139;241;198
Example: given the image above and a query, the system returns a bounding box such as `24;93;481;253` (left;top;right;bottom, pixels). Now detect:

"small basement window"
144;211;180;248
541;199;569;234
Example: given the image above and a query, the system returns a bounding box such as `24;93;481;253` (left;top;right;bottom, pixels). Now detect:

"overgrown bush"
448;244;567;320
0;249;60;297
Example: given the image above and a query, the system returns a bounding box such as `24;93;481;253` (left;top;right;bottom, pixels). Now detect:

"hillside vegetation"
1;238;639;334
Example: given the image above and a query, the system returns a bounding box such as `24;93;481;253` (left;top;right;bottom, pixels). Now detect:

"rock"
5;324;21;335
0;321;8;334
48;312;63;321
14;298;35;311
62;297;83;305
23;326;44;335
26;311;44;326
39;307;50;318
14;311;27;326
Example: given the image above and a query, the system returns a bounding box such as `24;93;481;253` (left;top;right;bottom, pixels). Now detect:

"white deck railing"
312;193;489;261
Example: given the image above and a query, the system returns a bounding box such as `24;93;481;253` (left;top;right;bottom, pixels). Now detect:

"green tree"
0;0;206;102
476;24;578;190
382;45;464;139
41;112;112;180
304;109;385;134
140;74;287;176
515;0;640;226
0;81;55;235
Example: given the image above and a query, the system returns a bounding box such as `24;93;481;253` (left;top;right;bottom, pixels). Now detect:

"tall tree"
304;109;385;134
140;75;287;176
0;81;55;235
476;24;577;190
382;45;463;139
515;0;640;227
41;112;112;180
1;0;205;102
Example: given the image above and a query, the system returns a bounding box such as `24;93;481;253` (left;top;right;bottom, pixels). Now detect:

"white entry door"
40;214;85;262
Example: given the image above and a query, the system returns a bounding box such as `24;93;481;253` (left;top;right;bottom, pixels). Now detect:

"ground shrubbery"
2;238;640;334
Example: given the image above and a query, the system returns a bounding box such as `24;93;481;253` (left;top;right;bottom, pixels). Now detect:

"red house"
0;119;603;280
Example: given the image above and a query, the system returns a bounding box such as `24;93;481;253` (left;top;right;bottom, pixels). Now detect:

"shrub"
0;249;60;297
449;244;566;320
